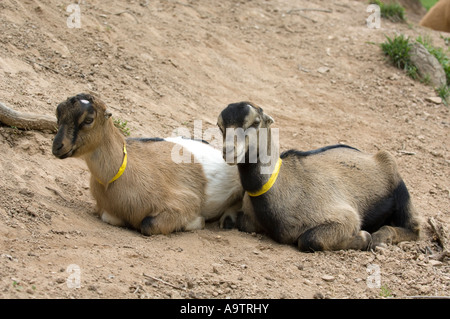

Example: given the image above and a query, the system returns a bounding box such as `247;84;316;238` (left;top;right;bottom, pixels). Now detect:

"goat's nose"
56;143;64;151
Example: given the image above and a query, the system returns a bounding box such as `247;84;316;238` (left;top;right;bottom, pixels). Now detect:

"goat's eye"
82;117;94;126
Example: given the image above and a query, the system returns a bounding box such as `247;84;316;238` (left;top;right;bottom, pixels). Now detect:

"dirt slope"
0;0;448;299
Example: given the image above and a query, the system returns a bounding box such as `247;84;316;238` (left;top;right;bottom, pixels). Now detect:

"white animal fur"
165;136;243;225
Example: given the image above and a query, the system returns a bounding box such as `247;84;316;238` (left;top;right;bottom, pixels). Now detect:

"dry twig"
143;273;186;291
287;8;333;14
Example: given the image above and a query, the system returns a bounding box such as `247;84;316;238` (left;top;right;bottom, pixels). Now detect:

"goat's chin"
55;149;75;159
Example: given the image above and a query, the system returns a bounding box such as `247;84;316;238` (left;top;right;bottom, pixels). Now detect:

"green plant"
417;35;450;104
113;118;131;136
420;0;438;11
441;35;450;46
12;280;23;290
381;34;418;79
370;0;406;22
437;84;450;105
380;285;392;298
381;34;450;106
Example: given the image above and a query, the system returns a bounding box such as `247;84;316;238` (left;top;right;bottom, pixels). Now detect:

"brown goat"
420;0;450;33
217;102;421;251
52;94;243;235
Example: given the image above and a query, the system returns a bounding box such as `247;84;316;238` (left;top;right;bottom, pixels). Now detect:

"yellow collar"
97;143;127;186
247;158;282;197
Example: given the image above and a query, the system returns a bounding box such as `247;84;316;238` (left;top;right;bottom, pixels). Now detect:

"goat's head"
52;93;112;159
217;102;274;165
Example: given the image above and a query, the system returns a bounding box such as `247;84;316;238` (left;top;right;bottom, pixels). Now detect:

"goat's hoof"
358;230;372;250
220;215;236;229
140;216;155;236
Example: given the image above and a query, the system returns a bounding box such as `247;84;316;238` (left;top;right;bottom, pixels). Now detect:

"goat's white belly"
165;137;242;220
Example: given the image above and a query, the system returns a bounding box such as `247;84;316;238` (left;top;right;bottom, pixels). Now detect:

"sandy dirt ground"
0;0;448;299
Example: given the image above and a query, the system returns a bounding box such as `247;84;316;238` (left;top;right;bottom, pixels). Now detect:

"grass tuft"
370;0;406;22
113;118;131;136
381;34;417;78
381;34;450;105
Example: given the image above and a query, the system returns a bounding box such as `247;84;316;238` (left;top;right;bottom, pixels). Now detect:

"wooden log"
0;101;57;132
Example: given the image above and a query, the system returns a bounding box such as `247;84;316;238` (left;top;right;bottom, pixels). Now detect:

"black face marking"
54;94;97;153
220;102;252;128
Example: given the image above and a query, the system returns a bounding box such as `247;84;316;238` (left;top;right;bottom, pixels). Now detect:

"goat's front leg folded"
140;212;205;236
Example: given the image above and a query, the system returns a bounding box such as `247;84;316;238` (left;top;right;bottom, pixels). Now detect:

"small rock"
2;254;13;261
429;259;443;266
313;292;325;299
321;275;335;282
55;278;65;284
317;66;330;74
419;285;432;294
375;246;387;255
388;74;400;80
425;96;442;104
88;285;97;291
409;42;447;87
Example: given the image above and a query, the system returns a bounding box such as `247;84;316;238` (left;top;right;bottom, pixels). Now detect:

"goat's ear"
263;113;274;125
104;110;112;119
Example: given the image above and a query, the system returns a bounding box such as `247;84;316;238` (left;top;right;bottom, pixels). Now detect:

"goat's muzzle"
52;127;74;159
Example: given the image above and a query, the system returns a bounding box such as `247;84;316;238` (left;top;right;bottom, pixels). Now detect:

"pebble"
425;97;442;104
317;66;330;74
429;260;443;266
313;292;325;299
321;275;335;282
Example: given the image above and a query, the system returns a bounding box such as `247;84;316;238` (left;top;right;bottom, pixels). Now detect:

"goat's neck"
237;127;279;193
83;122;126;186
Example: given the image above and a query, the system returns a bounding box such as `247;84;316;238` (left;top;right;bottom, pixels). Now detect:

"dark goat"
217;102;420;251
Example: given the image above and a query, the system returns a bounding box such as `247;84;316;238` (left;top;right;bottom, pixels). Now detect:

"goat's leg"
235;195;264;233
298;225;371;251
297;207;371;251
371;181;420;248
219;200;242;229
101;210;126;227
140;212;204;236
185;216;205;231
371;225;419;248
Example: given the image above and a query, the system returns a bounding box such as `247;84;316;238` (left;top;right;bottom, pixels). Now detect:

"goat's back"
257;147;402;241
278;147;400;206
